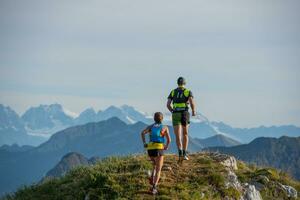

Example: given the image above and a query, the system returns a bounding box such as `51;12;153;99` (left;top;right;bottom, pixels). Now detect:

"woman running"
141;112;171;195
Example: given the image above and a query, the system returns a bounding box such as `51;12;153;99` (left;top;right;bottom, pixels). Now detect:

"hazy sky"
0;0;300;127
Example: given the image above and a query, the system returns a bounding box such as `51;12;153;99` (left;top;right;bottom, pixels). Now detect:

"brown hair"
154;112;163;124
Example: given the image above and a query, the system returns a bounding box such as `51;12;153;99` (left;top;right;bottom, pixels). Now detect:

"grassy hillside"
3;153;300;200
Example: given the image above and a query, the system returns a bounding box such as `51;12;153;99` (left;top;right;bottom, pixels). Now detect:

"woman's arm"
164;127;171;150
141;127;150;147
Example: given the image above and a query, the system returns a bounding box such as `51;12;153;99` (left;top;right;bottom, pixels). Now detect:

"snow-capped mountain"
62;107;79;118
19;103;300;142
21;104;74;136
96;105;150;124
0;104;25;132
22;104;74;129
19;104;150;137
74;108;97;125
0;104;46;146
74;105;150;125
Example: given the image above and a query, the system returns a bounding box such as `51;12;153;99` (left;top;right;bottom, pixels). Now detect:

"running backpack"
149;124;165;143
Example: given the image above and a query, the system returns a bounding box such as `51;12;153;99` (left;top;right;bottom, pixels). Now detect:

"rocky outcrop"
209;152;238;170
242;184;262;200
221;156;238;171
211;153;262;200
214;152;298;200
225;170;241;189
224;170;262;200
279;183;298;198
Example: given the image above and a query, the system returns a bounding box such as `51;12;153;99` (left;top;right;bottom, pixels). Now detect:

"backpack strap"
149;123;155;131
171;90;175;98
172;88;190;98
183;89;190;98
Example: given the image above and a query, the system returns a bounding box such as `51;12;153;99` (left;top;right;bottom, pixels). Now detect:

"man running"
167;77;196;162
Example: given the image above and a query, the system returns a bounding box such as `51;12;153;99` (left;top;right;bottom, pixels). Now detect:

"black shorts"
147;149;164;157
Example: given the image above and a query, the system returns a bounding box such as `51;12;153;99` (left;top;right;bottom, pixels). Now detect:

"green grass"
3;153;300;200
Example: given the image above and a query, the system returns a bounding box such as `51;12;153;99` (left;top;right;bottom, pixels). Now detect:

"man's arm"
189;97;196;116
167;99;173;113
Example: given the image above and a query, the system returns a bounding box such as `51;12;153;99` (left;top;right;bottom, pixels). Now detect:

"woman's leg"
150;157;156;184
153;156;164;187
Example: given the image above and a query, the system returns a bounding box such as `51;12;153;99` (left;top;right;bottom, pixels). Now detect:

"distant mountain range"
1;103;300;146
0;143;34;153
209;121;300;144
1;114;300;196
207;136;300;180
0;104;151;146
0;117;204;195
22;103;148;136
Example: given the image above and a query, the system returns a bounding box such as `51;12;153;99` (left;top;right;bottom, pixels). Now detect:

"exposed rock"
251;181;264;191
226;170;241;189
213;151;263;200
224;169;263;200
222;156;238;170
242;183;262;200
209;152;238;170
279;183;298;198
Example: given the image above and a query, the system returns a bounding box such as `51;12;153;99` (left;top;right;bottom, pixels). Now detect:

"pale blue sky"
0;0;300;127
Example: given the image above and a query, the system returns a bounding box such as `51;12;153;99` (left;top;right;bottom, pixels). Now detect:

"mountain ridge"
194;134;242;148
4;152;300;200
45;152;91;178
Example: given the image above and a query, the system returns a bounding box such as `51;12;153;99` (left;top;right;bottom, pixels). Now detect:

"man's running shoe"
183;151;189;160
151;186;158;195
183;154;189;160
